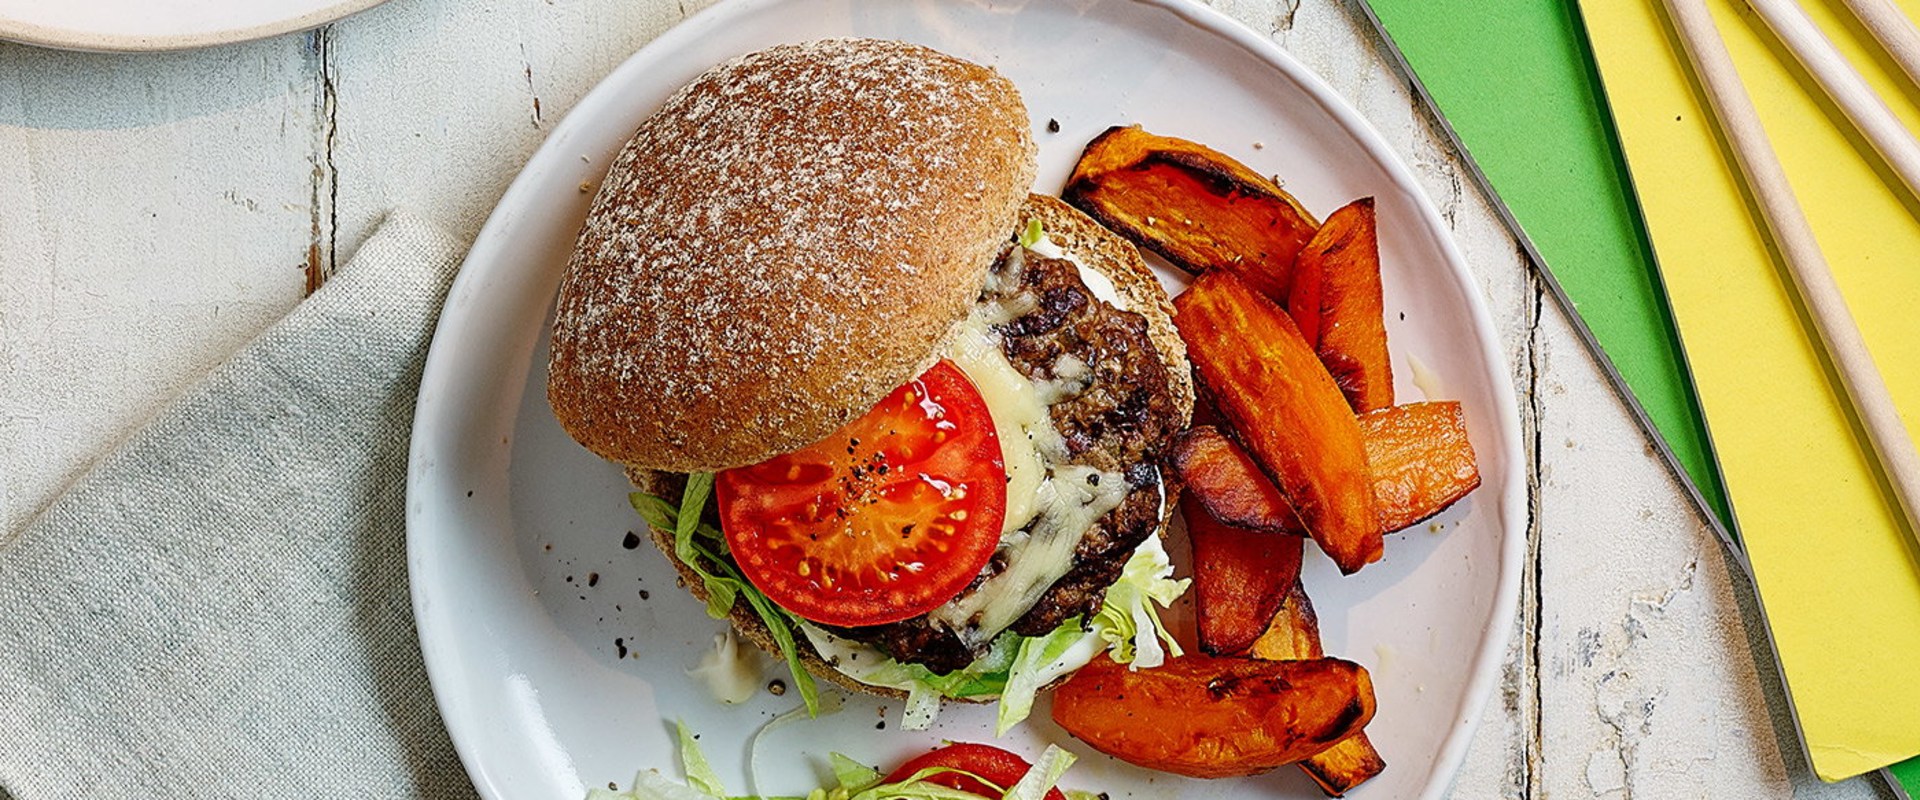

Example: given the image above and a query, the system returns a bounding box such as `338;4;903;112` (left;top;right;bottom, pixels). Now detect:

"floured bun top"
548;38;1038;472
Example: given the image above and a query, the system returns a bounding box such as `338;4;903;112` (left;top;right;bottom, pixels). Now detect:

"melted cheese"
801;243;1163;695
944;311;1051;539
938;462;1126;645
933;246;1129;647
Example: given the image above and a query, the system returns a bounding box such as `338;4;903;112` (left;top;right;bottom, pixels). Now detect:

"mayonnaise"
687;630;762;704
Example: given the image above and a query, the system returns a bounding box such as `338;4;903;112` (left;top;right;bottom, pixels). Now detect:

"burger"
547;38;1193;732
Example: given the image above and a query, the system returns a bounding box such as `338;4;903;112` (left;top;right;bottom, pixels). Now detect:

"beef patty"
820;243;1184;674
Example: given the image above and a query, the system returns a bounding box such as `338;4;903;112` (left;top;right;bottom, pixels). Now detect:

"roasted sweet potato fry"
1300;735;1391;797
1359;401;1480;532
1051;653;1375;779
1251;580;1323;660
1064;125;1318;301
1175;272;1382;573
1175;402;1481;539
1184;500;1305;656
1252;583;1388;797
1170;426;1298;533
1287;229;1327;345
1290;198;1392;413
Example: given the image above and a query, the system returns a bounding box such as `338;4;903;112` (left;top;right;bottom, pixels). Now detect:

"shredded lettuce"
994;620;1094;736
857;768;1010;800
631;479;821;715
849;629;1019;701
587;770;715;800
1016;218;1043;248
830;754;882;793
630;493;679;534
992;538;1188;732
675;474;739;619
902;683;942;730
675;721;725;797
750;694;844;795
795;537;1187;733
1088;536;1188;669
1002;747;1076;800
594;731;1081;800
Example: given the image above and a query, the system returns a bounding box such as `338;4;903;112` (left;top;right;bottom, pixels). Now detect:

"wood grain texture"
1843;0;1920;90
1750;0;1920;205
0;0;1899;796
0;36;317;533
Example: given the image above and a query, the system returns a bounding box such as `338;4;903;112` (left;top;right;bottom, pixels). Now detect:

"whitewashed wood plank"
0;36;318;533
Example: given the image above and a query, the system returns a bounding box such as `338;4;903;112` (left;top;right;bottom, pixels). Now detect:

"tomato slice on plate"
882;742;1068;800
716;360;1007;627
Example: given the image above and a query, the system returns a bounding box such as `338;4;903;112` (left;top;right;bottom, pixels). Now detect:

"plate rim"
0;0;390;52
405;1;1528;797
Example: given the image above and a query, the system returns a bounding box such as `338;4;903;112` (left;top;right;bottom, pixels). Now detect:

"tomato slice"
882;742;1068;800
716;360;1007;627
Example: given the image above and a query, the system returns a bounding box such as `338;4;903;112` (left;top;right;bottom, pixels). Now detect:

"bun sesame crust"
549;39;1037;472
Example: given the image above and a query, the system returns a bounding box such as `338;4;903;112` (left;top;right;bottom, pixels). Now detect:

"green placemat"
1361;0;1732;530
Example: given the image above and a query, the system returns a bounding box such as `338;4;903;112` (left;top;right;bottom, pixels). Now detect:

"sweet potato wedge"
1064;125;1318;302
1252;583;1388;797
1251;579;1323;660
1359;401;1481;532
1051;653;1375;779
1287;224;1327;345
1175;402;1481;538
1290;198;1392;413
1170;426;1298;533
1175;272;1382;573
1300;734;1391;797
1184;499;1305;656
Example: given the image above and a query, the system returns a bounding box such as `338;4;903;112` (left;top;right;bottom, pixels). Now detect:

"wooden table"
0;0;1898;797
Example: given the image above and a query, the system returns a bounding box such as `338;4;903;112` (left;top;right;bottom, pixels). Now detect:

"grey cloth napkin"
0;213;477;799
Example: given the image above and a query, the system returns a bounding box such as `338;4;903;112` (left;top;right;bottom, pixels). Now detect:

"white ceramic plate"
0;0;388;52
407;1;1525;798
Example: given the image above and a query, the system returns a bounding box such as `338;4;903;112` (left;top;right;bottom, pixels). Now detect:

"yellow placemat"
1581;0;1920;782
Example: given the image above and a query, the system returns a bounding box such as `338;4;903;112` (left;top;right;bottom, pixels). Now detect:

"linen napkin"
0;213;477;799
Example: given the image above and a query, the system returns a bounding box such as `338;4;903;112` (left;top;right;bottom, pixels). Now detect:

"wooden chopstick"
1840;0;1920;91
1657;0;1920;545
1746;0;1920;202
